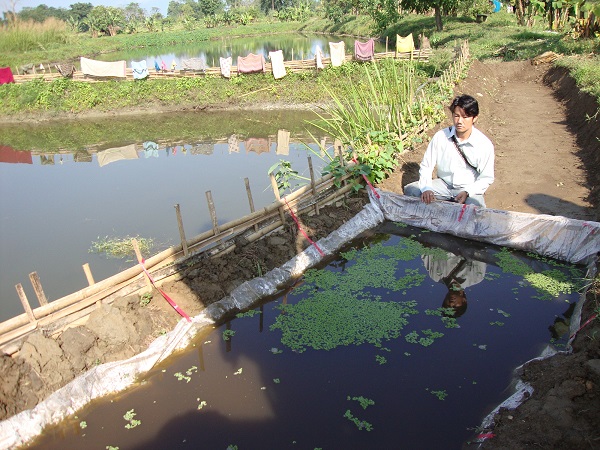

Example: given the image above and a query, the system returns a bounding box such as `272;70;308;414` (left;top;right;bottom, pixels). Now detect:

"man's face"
452;106;477;139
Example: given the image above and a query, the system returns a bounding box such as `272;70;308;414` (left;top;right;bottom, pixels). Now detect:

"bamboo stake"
206;191;220;236
132;238;152;291
307;156;319;215
15;283;36;323
82;263;95;286
244;178;259;232
269;174;286;225
29;272;48;306
175;204;189;257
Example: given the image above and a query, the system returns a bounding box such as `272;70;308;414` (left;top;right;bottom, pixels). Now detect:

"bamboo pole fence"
10;49;432;84
0;41;468;356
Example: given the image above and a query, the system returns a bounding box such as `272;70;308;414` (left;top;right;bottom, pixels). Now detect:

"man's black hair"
449;94;479;117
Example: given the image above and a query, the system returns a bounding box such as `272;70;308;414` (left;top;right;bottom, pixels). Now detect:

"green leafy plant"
347;395;375;409
343;409;373;431
89;235;154;260
429;389;448;400
222;329;236;341
123;409;141;429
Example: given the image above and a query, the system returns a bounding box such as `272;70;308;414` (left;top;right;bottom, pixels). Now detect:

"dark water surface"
24;226;581;450
0;110;325;322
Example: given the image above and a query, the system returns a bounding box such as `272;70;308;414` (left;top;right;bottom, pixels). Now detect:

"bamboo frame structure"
10;49;432;84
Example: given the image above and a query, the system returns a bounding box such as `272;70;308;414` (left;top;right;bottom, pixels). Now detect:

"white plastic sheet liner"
1;190;598;449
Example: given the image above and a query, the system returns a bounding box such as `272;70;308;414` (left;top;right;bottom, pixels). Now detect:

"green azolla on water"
496;248;584;300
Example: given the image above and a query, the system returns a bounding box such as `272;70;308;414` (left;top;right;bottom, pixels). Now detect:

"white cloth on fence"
97;145;138;167
131;60;148;80
220;56;232;78
315;45;324;69
268;50;287;80
80;57;126;78
329;41;345;67
182;58;208;72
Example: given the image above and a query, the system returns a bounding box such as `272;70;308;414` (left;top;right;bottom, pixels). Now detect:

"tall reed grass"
0;18;71;53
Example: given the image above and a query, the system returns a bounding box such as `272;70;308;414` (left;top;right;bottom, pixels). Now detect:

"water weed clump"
89;235;154;260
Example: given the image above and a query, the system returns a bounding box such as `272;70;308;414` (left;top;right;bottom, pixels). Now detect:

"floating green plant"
89;235;154;260
222;329;236;341
343;410;373;431
236;309;262;318
496;248;584;300
375;355;387;365
489;321;505;327
347;396;375;410
429;389;448;401
79;421;87;429
123;409;141;429
405;329;444;347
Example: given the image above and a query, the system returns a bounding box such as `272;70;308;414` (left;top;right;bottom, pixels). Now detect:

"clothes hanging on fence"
245;138;270;154
396;34;415;53
55;63;75;78
97;144;139;167
143;141;159;158
131;60;149;80
354;39;375;61
237;53;265;74
191;143;213;156
228;134;239;153
315;46;325;69
154;60;161;72
220;56;232;78
268;50;287;80
181;58;208;72
171;60;177;71
0;146;32;164
419;34;431;50
161;60;168;72
0;67;15;84
329;41;345;67
276;129;290;156
80;57;126;78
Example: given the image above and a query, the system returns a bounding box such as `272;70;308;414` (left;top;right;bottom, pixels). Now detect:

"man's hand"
421;190;435;204
454;191;469;204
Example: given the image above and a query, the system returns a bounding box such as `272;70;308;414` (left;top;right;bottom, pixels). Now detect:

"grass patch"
89;235;154;259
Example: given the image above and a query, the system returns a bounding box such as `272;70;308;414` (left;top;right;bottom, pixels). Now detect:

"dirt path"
0;59;599;449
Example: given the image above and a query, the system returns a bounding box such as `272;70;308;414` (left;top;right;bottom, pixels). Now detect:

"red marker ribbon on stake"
569;313;597;341
284;197;325;257
352;158;380;199
458;203;467;222
139;259;191;322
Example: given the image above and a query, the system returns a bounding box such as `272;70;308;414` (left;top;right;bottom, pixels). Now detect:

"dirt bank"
1;59;599;449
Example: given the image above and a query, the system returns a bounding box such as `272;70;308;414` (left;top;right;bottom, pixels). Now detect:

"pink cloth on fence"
237;53;266;74
0;67;15;84
354;39;375;61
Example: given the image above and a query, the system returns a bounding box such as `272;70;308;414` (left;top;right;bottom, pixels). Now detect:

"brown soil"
1;59;599;449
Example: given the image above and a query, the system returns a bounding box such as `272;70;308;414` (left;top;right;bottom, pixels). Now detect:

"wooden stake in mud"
386;36;389;53
174;203;189;257
15;283;36;323
244;178;259;232
269;173;286;225
82;263;95;286
205;191;220;236
28;272;48;306
307;156;320;215
132;239;153;291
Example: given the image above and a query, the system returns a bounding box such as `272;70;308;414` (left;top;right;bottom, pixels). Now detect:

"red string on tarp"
139;259;191;322
569;313;597;341
283;198;325;257
476;433;496;440
458;203;468;222
352;158;380;198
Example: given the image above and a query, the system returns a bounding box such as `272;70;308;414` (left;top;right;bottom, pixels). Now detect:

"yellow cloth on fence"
396;34;415;53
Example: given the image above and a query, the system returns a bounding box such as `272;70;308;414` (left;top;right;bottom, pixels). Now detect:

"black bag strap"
448;127;479;173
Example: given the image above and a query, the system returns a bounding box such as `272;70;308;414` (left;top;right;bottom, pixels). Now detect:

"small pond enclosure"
21;224;587;449
1;189;598;449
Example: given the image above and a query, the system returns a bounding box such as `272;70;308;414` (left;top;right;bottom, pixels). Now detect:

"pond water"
0;110;327;323
24;225;582;450
94;33;388;69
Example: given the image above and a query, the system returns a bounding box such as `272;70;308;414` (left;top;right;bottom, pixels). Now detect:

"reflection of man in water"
422;253;486;317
